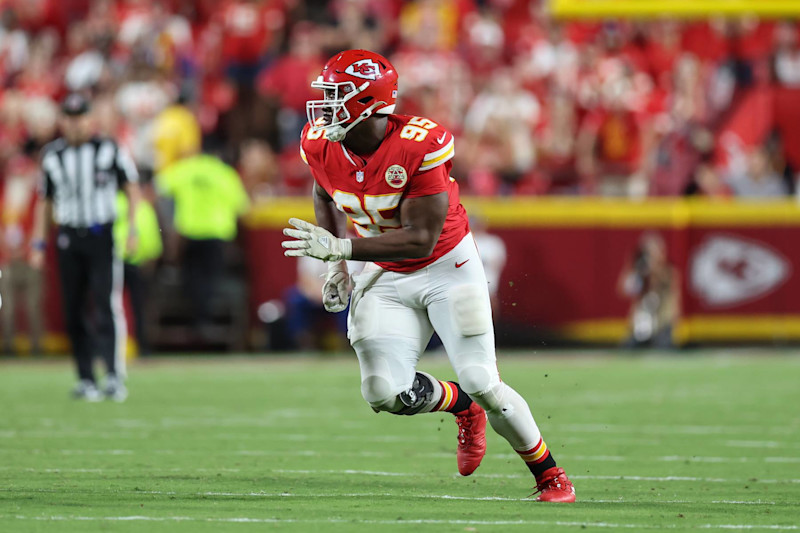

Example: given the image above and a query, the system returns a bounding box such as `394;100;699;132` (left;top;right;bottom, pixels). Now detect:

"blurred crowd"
2;0;800;353
1;0;799;200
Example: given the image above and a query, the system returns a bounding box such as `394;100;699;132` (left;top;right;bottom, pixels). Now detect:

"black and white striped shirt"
40;137;139;228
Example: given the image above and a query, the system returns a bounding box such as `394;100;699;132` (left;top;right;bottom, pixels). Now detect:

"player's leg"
56;236;99;400
123;262;148;355
88;231;127;401
346;265;484;475
427;234;575;501
349;267;432;412
348;268;471;417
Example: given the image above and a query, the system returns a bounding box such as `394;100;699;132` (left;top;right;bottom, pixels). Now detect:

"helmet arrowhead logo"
345;59;381;80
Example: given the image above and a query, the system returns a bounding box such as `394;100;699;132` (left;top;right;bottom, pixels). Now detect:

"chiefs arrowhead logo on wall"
690;235;791;307
345;59;381;80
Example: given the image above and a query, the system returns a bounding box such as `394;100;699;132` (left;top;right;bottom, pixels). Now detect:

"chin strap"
326;100;387;143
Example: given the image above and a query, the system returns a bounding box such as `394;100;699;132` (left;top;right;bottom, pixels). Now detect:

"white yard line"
0;488;785;506
659;456;800;464
3;466;799;484
0;467;243;473
712;501;778;505
274;469;800;484
552;424;798;436
0;449;135;455
725;441;784;449
4;466;799;484
569;475;799;484
6;515;799;529
4;449;800;465
153;491;783;505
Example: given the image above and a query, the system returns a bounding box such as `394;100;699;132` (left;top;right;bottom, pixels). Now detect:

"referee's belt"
59;223;113;237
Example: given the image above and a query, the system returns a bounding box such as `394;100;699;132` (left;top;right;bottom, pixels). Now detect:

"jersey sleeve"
39;172;54;199
39;150;58;199
299;124;310;165
417;127;455;173
115;144;140;186
402;121;455;198
406;163;449;198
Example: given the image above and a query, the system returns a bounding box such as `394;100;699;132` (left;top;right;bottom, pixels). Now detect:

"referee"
30;93;141;402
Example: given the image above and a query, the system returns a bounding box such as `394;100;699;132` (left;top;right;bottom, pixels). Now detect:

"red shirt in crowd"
218;0;286;64
257;54;324;113
0;153;38;263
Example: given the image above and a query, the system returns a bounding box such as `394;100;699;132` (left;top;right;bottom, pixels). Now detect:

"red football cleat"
454;402;487;476
533;467;576;502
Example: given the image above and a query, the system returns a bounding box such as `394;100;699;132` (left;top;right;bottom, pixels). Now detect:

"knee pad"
449;284;492;337
465;377;506;413
457;364;497;397
360;375;398;411
361;372;442;415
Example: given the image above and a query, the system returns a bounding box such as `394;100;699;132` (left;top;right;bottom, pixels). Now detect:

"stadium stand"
3;0;800;351
0;0;799;198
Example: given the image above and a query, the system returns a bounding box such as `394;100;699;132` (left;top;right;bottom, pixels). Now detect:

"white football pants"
348;232;543;450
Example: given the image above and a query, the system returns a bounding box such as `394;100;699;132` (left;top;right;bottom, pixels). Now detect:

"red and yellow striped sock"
517;437;557;478
431;381;473;414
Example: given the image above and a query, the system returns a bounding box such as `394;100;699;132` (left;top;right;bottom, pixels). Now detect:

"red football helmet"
306;49;398;142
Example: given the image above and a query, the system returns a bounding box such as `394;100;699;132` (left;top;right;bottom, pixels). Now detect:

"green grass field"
1;350;799;532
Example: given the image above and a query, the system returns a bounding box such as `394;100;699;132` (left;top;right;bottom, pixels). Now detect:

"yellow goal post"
550;0;800;18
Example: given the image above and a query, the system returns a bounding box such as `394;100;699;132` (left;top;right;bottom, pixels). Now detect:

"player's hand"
282;218;352;262
126;233;139;257
322;260;351;313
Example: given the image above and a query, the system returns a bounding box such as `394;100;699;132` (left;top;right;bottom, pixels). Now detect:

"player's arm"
309;183;353;313
285;189;448;262
313;182;348;238
30;157;56;269
123;181;142;227
349;192;447;261
122;180;142;255
116;144;141;252
29;196;52;270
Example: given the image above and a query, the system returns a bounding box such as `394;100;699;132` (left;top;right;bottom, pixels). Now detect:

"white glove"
322;260;351;313
282;218;352;262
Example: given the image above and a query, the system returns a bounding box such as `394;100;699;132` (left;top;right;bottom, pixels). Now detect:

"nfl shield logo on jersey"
356;170;364;183
385;165;408;188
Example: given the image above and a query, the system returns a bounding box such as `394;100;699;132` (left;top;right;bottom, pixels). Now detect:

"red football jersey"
301;114;469;272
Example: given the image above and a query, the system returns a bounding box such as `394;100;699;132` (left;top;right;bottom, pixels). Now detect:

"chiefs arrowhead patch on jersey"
690;235;791;307
345;59;381;80
385;165;408;188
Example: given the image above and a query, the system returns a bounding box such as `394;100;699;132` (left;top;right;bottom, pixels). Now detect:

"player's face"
322;88;337;124
60;113;93;144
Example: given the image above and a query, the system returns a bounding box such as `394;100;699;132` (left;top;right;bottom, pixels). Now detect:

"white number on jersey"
332;191;403;237
307;118;328;140
399;116;438;143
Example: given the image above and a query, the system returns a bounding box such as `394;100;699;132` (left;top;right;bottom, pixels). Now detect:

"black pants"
182;238;225;329
124;262;149;355
56;225;124;383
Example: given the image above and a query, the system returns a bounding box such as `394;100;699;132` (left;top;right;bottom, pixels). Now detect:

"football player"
282;49;575;502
